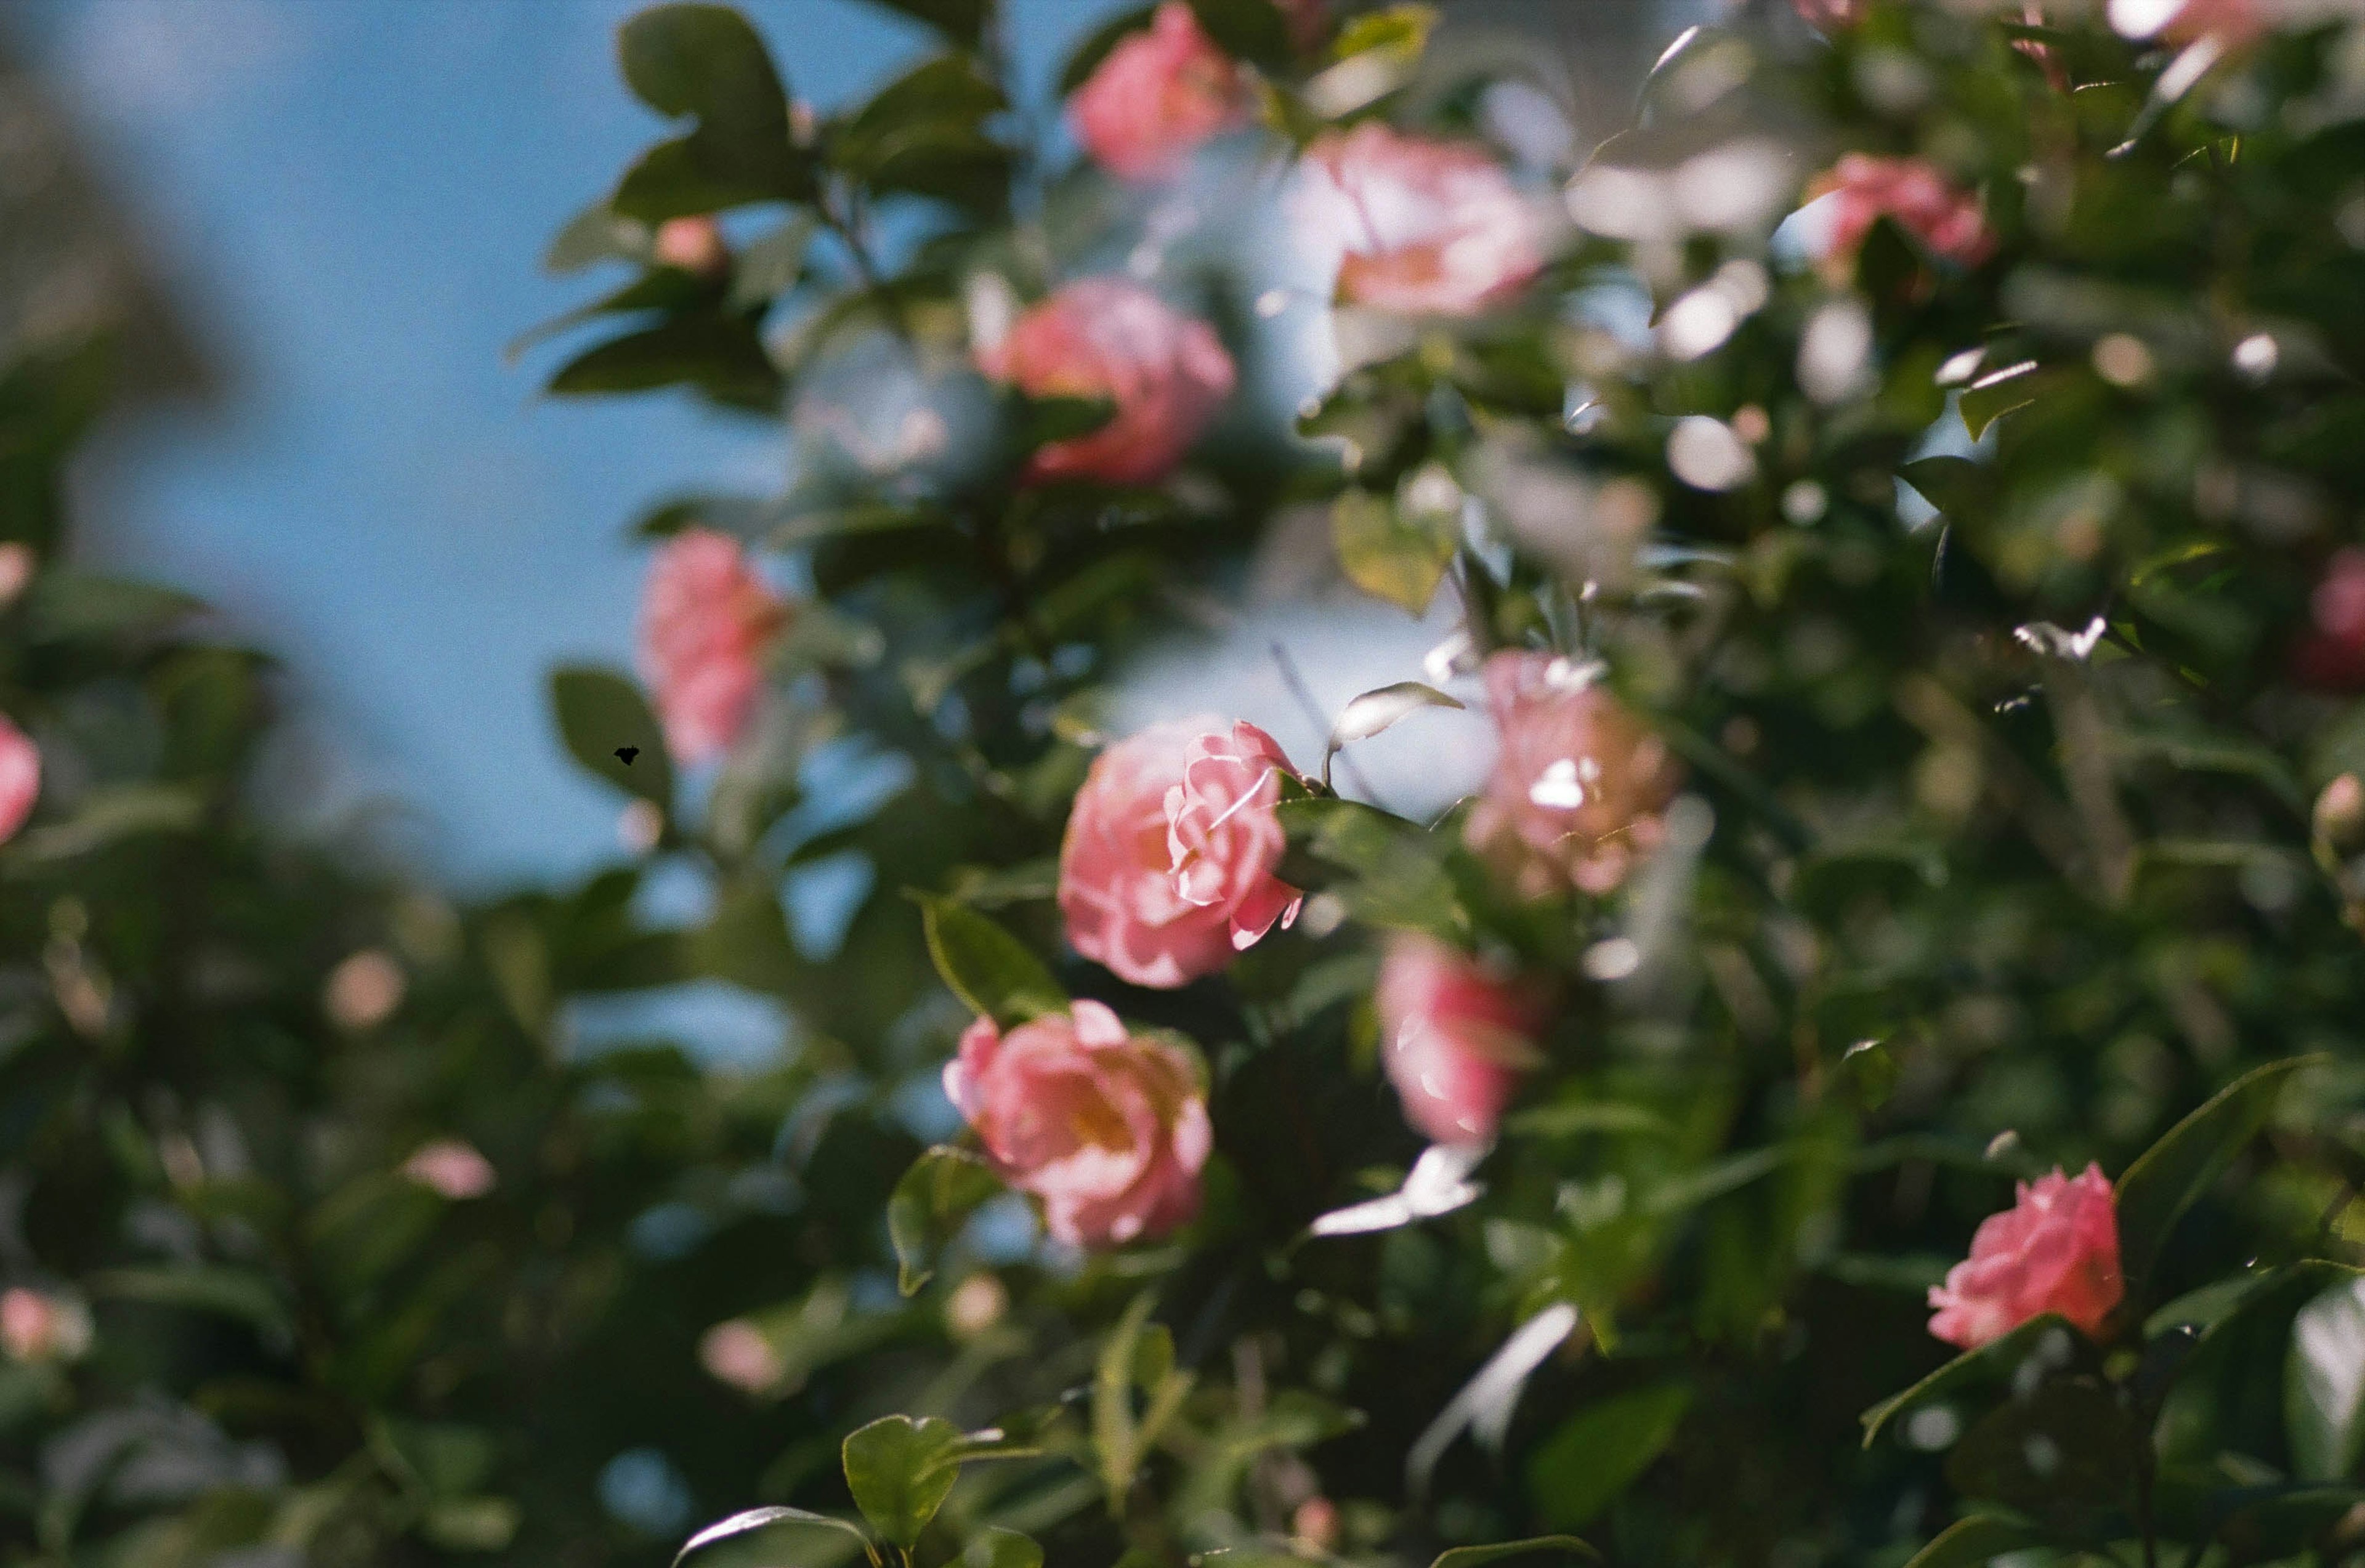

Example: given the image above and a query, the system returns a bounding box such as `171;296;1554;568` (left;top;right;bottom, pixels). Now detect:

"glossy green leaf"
2116;1055;2323;1293
674;1506;876;1567
963;1527;1045;1568
2286;1274;2365;1482
545;316;779;406
1187;0;1293;71
1428;1535;1601;1568
842;1413;964;1548
549;665;673;811
918;895;1065;1025
613;4;809;217
1899;1516;2049;1568
1332;489;1453;614
1861;1315;2077;1448
1526;1383;1691;1530
887;1146;1003;1295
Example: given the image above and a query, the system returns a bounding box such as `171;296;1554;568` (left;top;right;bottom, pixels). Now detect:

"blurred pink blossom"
0;714;39;846
324;949;405;1030
1291;123;1543;316
977;278;1235;486
1376;937;1548;1146
2292;549;2365;690
944;1001;1210;1248
0;544;33;607
1463;652;1680;901
0;1288;91;1364
1791;0;1867;26
402;1139;498;1200
1928;1163;2124;1348
1061;719;1299;988
652;215;729;278
638;528;786;764
1068;2;1250;184
699;1319;783;1394
1810;153;1995;280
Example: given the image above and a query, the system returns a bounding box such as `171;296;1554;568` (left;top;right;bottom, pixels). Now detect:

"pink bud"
0;543;34;607
401;1139;497;1200
1067;2;1251;184
943;1001;1211;1249
1375;937;1548;1146
324;949;405;1030
637;528;787;764
700;1319;784;1394
0;714;39;846
1928;1163;2124;1349
652;216;729;279
977;278;1235;487
0;1288;91;1364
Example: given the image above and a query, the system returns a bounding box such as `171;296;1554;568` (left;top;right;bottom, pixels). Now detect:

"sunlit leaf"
843;1413;964;1548
887;1146;1003;1295
2116;1055;2324;1293
674;1506;875;1567
916;895;1065;1026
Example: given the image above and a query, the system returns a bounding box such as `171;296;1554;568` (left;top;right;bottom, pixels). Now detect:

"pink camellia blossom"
943;1001;1211;1248
1375;937;1549;1146
977;278;1236;487
1810;154;1995;281
1792;0;1867;26
1463;652;1681;901
1928;1163;2124;1349
1068;2;1250;184
652;215;729;278
0;714;38;846
637;527;787;764
0;543;34;607
2116;0;2262;46
1061;719;1301;988
1290;123;1543;317
699;1319;783;1394
401;1139;498;1200
0;1288;92;1364
2292;549;2365;690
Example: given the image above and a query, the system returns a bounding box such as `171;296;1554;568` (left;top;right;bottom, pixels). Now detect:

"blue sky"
20;0;1125;889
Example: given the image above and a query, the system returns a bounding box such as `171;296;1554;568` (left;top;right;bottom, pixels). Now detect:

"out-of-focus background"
5;0;1699;889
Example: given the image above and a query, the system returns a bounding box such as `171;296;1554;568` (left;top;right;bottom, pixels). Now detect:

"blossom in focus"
1061;719;1301;988
0;714;38;846
0;1288;92;1364
699;1319;783;1393
1290;123;1543;316
2292;549;2365;690
1068;2;1250;184
1463;652;1681;900
638;527;787;764
977;278;1236;486
652;215;730;278
325;948;406;1030
1809;153;1995;281
1376;937;1548;1146
402;1139;498;1200
1928;1163;2124;1349
943;1001;1211;1248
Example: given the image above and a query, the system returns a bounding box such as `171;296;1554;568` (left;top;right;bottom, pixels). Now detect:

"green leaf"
88;1266;293;1343
963;1528;1044;1568
2116;1055;2323;1294
1526;1383;1691;1530
1187;0;1293;71
1016;392;1117;451
6;784;202;865
1957;362;2040;441
1897;455;1991;522
1429;1536;1601;1568
2286;1274;2365;1483
1094;1291;1195;1501
506;269;709;361
887;1146;1003;1295
1333;488;1453;614
544;198;647;273
546;315;780;406
1899;1516;2049;1568
613;4;809;218
18;570;201;644
421;1497;520;1553
1323;680;1463;785
729;214;815;309
1944;1376;2140;1525
842;1413;964;1548
674;1506;876;1567
917;895;1065;1026
549;666;673;811
1860;1315;2078;1448
871;0;989;48
843;55;1006;144
1274;795;1460;938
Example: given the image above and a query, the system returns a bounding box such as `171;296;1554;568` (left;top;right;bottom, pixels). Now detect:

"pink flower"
1810;154;1995;281
2133;0;2262;46
1061;719;1301;988
0;543;33;607
977;278;1236;486
1068;2;1250;184
943;1001;1211;1248
0;714;38;846
1290;123;1543;316
653;215;729;278
699;1319;783;1394
1463;653;1680;901
1792;0;1867;26
637;527;786;764
0;1288;91;1363
2292;549;2365;690
1375;937;1548;1146
1928;1163;2124;1349
401;1139;498;1200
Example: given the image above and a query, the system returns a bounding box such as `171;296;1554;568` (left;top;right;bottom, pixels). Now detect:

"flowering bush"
9;0;2365;1566
509;0;2365;1564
